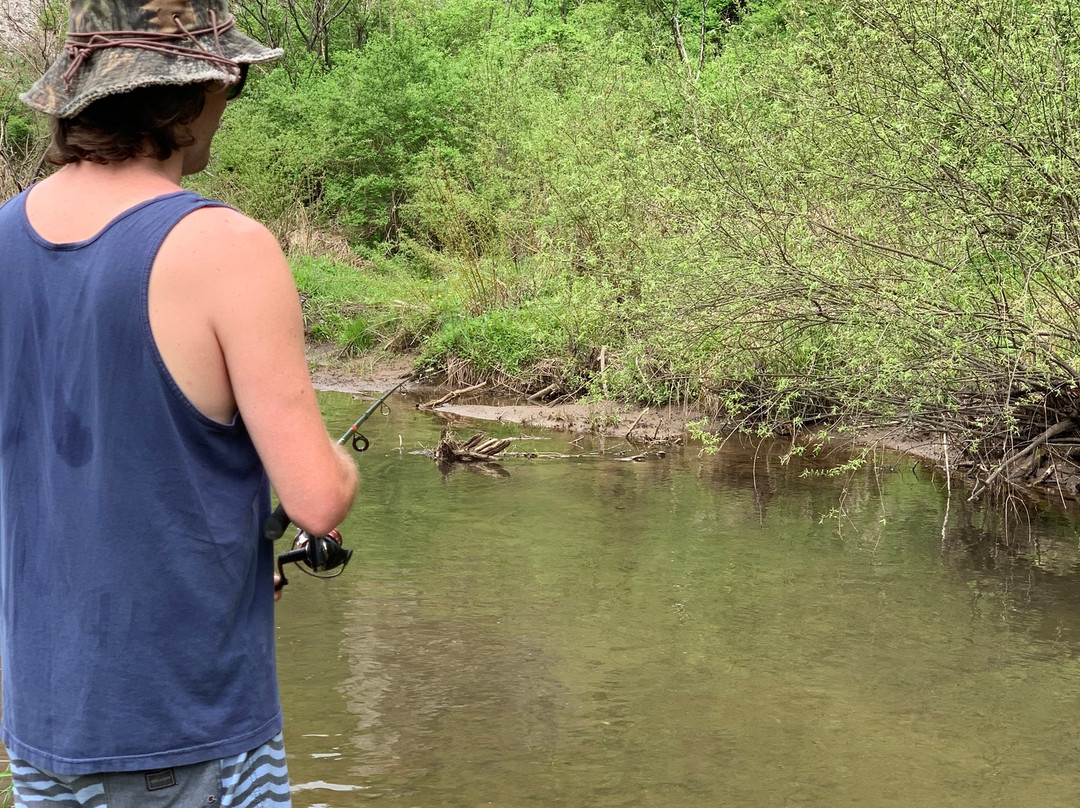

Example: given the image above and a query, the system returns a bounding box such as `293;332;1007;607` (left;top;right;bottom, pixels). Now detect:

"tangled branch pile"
433;430;511;463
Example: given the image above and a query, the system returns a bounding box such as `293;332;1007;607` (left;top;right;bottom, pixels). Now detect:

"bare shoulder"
162;205;286;277
171;204;272;240
154;205;298;337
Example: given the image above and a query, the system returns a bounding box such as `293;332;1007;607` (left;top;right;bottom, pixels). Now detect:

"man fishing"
0;0;358;804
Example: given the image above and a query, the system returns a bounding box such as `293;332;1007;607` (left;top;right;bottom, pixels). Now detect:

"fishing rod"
267;378;410;588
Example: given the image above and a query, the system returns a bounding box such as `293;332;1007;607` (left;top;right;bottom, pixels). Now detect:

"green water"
275;390;1080;807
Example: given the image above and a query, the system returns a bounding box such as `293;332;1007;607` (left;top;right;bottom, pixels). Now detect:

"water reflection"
276;392;1080;807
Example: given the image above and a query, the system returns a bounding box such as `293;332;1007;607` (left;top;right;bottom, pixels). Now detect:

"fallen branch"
623;407;648;436
419;382;487;410
434;430;511;463
527;383;558;402
969;419;1075;501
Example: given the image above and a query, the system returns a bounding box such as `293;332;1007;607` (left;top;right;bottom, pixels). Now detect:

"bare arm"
155;207;357;536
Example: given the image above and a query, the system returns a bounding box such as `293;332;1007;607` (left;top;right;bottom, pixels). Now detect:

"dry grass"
276;206;370;268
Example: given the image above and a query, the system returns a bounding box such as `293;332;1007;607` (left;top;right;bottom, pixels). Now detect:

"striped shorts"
11;733;290;808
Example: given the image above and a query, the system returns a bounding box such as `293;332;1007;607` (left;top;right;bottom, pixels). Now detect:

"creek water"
275;390;1080;808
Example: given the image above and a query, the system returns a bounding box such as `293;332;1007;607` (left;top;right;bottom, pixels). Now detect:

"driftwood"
419;382;487;410
527;383;558;402
434;430;512;463
425;429;668;465
969;418;1076;501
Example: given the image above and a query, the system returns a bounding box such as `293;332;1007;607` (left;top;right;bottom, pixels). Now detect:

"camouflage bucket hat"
20;0;282;118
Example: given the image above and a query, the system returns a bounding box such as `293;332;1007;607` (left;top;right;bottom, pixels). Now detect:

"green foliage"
686;418;721;454
196;25;471;241
339;312;376;354
666;0;1080;433
280;0;1078;437
290;253;456;350
2;108;31;148
0;4;59;197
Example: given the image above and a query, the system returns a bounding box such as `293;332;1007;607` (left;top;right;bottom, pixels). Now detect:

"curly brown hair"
47;83;208;166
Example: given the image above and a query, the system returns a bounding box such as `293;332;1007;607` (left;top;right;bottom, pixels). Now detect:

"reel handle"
263;503;290;541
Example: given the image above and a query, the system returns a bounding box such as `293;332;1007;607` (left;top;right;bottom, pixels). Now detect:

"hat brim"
20;26;282;118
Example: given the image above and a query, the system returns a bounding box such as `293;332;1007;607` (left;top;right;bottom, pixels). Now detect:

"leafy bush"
197;27;471;242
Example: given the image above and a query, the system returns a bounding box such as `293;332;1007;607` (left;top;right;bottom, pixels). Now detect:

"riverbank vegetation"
3;0;1080;497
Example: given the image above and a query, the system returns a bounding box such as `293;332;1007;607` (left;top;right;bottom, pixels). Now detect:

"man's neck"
25;154;188;244
59;153;185;192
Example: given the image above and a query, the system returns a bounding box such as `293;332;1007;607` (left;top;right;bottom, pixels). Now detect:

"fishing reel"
274;527;353;590
264;378;410;590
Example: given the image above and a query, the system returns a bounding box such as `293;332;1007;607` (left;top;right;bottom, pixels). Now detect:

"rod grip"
263;503;291;541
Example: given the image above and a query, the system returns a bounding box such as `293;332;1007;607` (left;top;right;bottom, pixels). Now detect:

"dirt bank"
311;361;695;443
308;354;949;470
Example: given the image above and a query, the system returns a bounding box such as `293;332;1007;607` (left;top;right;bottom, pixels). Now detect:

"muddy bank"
312;364;695;444
421;401;693;444
309;350;1080;511
308;357;949;471
308;348;418;391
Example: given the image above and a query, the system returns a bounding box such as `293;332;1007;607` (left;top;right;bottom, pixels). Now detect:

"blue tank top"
0;188;281;774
